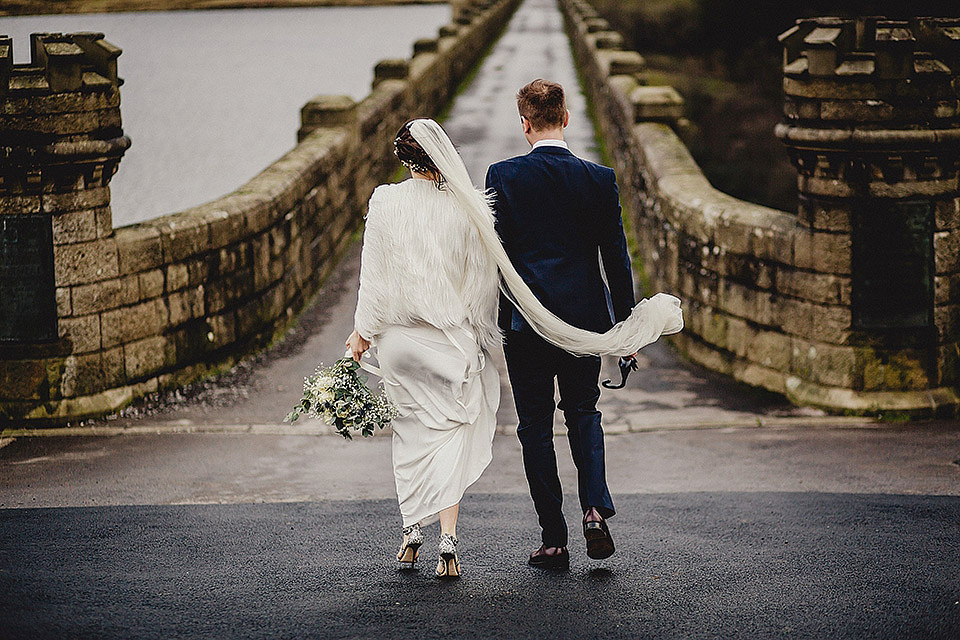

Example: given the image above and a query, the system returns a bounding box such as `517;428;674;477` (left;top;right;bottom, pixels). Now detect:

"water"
2;6;451;225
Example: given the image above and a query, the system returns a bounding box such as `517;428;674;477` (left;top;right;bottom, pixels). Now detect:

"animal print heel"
435;533;460;579
397;523;424;570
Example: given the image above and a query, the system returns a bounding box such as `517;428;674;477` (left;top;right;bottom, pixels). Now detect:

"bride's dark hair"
395;120;446;189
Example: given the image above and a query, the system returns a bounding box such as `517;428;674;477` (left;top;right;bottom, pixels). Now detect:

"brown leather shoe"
583;510;615;560
528;545;570;570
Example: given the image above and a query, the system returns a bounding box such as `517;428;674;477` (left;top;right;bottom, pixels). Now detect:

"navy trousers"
503;329;615;548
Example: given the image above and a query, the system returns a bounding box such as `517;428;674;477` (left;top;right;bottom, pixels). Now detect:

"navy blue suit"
485;144;634;548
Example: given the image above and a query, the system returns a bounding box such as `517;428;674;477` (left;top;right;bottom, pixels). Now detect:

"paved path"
2;1;960;638
2;493;958;639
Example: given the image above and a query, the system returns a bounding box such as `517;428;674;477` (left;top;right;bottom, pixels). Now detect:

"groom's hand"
346;329;371;362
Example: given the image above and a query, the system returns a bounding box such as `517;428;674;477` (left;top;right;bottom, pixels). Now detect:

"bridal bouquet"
285;357;398;439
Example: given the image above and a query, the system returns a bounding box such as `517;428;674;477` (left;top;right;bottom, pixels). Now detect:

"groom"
485;79;635;569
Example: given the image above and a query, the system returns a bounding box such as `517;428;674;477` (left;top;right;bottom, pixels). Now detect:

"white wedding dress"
355;178;501;527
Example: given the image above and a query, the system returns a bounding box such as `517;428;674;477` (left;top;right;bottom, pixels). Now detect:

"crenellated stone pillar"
1;32;129;418
1;33;129;342
776;17;960;403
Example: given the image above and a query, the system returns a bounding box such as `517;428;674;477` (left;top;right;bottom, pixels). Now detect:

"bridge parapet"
0;0;522;425
562;0;960;415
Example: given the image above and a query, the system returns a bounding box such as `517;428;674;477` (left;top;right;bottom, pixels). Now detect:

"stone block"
714;220;753;256
261;281;286;323
413;38;439;55
630;86;684;123
208;312;237;350
187;254;215;287
54;238;119;286
775;269;850;305
935;303;960;342
203;279;230;316
821;99;894;121
778;296;815;338
41;187;110;214
166;286;206;327
139;269;165;299
0;359;48;400
95;205;113;237
937;342;960;386
252;233;274;291
720;280;775;326
2;90;119;116
299;95;358;142
0;194;42;215
790;338;857;388
673;332;735;377
56;287;72;317
51;209;97;245
239;197;274;236
724;315;750;358
165;263;189;292
598;50;645;77
796;99;821;120
934;198;960;232
169;319;214;365
812;304;852;344
60;353;102;398
934;230;960;275
439;24;460;38
592;32;624;50
797;199;852;232
124;336;167;380
793;229;851;274
100;298;166;348
719;253;774;288
58;313;101;353
4;111;100;136
373;59;410;88
71;275;139;315
115;223;163;274
268;222;290;259
159;214;210;263
868;175;958;199
202;208;247;248
745;329;792;372
798;175;856;198
100;345;126;389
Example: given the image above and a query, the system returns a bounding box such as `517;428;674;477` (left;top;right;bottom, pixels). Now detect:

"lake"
2;5;451;225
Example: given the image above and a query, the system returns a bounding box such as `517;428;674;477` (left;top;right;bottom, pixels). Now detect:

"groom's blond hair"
517;79;566;132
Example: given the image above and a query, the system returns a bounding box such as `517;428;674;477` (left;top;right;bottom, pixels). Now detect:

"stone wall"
561;0;960;415
0;0;520;424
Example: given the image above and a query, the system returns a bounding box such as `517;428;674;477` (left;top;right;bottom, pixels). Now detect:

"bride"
346;118;682;579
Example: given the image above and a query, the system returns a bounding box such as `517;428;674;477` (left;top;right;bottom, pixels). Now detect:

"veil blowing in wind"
407;118;684;357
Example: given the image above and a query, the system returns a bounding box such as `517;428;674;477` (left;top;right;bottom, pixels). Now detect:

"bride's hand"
346;329;371;362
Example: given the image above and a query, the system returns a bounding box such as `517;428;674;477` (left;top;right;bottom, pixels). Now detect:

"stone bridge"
2;0;959;425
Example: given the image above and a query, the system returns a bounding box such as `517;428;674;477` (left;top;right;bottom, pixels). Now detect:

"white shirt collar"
531;139;569;151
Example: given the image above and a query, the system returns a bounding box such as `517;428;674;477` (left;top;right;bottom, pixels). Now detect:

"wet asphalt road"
2;494;958;640
2;1;960;638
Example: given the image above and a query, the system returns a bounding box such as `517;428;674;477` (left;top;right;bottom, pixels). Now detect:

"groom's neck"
526;127;565;147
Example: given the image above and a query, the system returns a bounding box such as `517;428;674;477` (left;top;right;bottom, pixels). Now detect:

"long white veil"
408;118;683;357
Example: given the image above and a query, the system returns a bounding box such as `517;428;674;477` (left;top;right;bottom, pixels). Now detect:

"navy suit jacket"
485;145;635;335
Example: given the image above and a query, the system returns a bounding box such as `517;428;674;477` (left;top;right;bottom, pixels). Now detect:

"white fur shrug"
354;179;500;349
